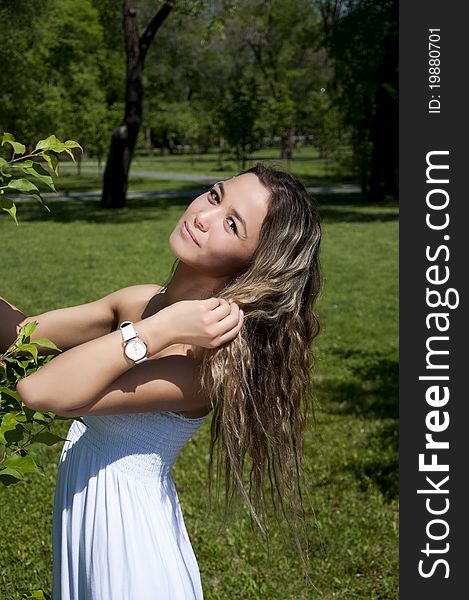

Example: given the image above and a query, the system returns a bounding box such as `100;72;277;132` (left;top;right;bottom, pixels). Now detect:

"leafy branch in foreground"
0;132;82;224
0;321;68;486
20;588;51;599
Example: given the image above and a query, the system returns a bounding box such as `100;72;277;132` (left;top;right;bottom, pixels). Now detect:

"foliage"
0;321;66;487
216;74;264;168
20;590;51;600
145;100;212;152
0;0;119;161
0;0;363;174
144;0;330;162
0;130;81;496
0;133;82;224
321;0;398;198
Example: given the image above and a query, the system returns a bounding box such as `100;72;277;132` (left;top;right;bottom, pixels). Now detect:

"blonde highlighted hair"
196;164;322;557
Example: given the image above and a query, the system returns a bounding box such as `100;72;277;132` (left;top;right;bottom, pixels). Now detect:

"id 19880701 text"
428;29;441;114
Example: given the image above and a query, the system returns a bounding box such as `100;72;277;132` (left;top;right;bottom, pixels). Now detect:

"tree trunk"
101;1;173;209
368;26;398;201
101;124;135;208
280;128;294;161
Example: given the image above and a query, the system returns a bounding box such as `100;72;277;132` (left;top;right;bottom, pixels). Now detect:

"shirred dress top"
52;410;207;600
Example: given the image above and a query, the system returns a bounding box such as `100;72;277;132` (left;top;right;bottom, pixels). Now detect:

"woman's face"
169;173;270;278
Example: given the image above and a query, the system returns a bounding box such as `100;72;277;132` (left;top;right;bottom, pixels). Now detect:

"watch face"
125;339;147;361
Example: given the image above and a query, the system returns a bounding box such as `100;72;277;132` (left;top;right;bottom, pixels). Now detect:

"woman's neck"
160;262;231;309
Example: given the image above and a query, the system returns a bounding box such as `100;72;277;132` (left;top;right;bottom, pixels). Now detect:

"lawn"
0;187;398;599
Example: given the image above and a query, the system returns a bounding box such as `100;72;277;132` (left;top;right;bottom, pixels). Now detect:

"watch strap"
120;320;138;342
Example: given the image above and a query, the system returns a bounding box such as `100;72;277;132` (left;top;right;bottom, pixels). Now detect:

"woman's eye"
227;217;237;233
208;189;219;203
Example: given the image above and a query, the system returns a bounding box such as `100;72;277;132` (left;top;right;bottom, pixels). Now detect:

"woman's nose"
194;213;209;232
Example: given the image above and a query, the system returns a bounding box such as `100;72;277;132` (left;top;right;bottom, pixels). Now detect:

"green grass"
0;191;398;599
51;170;211;195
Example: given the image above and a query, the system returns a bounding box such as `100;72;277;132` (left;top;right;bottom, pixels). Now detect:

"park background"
0;1;398;598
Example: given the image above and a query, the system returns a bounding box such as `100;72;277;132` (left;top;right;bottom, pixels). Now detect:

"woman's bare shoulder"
112;284;165;324
112;283;164;300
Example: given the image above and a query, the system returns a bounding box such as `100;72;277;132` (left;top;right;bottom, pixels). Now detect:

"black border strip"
400;2;468;597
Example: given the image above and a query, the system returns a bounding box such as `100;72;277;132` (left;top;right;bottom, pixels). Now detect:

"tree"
141;0;330;165
320;0;398;199
231;0;326;160
100;1;173;209
216;73;263;169
0;0;112;166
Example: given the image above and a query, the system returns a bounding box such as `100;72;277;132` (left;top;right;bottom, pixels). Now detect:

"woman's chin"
168;232;183;257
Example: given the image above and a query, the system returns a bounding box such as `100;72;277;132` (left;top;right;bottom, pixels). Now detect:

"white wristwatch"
119;321;148;364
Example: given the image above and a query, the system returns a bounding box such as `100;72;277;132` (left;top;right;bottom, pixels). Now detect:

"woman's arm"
0;297;28;353
16;298;243;417
0;285;160;355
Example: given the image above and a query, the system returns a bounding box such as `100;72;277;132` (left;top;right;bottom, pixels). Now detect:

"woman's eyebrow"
215;181;248;238
232;207;248;238
215;181;225;197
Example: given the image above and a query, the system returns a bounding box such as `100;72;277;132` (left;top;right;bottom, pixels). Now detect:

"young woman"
0;164;321;599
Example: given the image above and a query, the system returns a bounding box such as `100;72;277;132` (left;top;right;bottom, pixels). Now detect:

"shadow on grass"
315;194;399;224
319;349;398;420
317;350;398;500
49;175;202;193
14;194;197;224
14;192;399;225
354;420;398;500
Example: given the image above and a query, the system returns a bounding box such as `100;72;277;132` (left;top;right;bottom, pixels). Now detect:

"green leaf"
13;411;27;422
21;320;38;337
31;338;61;352
0;196;18;225
0;157;7;166
0;467;23;485
0;413;22;445
32;411;53;424
9;159;33;168
16;343;38;361
64;140;83;150
26;590;52;600
30;431;67;446
51;142;66;154
3;452;41;475
34;134;60;152
0;386;20;401
41;152;58;174
33;193;51;212
36;135;67;154
4;178;40;194
63;147;76;161
1;133;25;156
14;162;56;191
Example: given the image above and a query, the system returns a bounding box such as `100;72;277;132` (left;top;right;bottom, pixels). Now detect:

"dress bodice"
71;411;207;482
53;410;207;598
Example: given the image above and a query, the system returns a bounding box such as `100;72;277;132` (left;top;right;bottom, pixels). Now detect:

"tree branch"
139;1;174;64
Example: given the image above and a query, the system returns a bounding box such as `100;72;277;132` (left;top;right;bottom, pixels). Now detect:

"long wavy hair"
192;163;322;559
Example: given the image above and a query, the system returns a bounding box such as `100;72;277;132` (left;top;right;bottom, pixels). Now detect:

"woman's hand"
156;297;244;349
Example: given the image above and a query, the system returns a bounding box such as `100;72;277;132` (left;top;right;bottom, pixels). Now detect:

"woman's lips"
183;221;200;246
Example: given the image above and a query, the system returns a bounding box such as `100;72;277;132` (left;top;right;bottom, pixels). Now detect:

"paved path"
23;184;360;203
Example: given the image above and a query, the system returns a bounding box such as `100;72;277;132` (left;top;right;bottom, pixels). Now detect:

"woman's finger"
219;301;241;329
210;298;234;321
204;297;223;310
217;308;244;345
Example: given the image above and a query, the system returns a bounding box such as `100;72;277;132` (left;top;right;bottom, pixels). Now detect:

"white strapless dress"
52;411;207;599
